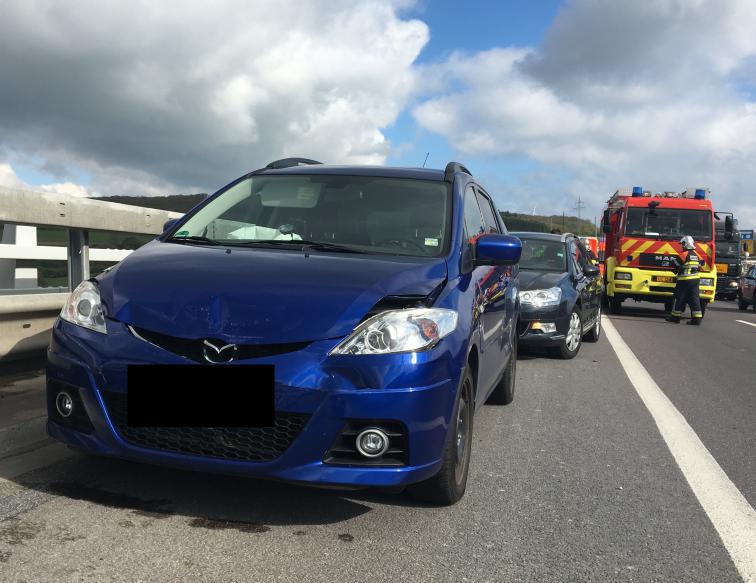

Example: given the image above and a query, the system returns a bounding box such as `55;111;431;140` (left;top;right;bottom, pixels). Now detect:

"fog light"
55;391;74;418
355;428;389;458
729;281;738;287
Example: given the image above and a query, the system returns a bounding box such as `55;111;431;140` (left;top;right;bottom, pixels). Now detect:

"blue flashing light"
694;188;706;199
632;186;643;197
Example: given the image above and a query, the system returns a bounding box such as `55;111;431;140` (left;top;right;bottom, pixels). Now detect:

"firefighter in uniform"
666;235;703;325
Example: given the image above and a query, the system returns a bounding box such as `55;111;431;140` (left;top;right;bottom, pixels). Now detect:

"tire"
738;294;748;310
700;300;707;317
583;304;601;342
487;332;517;405
551;308;582;359
609;296;622;314
664;299;674;313
407;366;475;506
753;293;756;313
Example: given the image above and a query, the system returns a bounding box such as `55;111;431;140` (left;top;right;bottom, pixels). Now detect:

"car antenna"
422;152;430;168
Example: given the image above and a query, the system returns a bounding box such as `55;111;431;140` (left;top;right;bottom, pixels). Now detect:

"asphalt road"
0;301;754;582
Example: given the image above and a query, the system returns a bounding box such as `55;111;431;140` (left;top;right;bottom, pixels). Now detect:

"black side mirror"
583;264;600;277
724;216;734;239
162;218;179;233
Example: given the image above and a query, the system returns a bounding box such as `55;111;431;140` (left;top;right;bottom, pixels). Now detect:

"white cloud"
0;162;94;197
0;163;26;190
0;0;427;195
413;0;756;226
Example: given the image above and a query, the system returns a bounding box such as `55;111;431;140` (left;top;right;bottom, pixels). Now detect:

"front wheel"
407;366;475;506
737;294;748;310
753;293;756;313
551;308;582;359
609;296;622;314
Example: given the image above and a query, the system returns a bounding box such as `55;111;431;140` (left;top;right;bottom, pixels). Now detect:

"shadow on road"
5;437;441;530
0;354;47;385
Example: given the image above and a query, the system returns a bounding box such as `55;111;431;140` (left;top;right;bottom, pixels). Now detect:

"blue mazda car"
47;158;522;505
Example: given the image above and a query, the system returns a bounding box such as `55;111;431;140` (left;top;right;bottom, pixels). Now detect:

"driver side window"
463;186;486;244
569;239;587;275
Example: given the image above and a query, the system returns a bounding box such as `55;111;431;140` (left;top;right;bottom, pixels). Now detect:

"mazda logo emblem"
202;339;238;364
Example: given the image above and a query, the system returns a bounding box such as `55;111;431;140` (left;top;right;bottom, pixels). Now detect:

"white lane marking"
735;319;756;328
602;316;756;583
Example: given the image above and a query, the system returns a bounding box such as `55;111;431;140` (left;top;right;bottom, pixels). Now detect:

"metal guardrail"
1;186;182;360
1;185;181;293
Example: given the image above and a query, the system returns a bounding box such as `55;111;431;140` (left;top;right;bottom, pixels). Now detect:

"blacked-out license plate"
127;365;274;427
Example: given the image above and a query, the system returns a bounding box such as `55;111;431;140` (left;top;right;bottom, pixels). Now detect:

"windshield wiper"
167;235;219;246
230;239;367;254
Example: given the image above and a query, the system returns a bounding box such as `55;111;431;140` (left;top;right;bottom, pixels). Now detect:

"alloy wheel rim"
565;312;581;351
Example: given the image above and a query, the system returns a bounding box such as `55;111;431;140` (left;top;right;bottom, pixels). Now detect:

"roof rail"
264;157;323;169
443;161;472;183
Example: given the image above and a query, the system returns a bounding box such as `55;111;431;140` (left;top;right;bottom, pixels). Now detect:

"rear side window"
475;190;501;234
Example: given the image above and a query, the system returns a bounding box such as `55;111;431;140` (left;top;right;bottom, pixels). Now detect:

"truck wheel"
487;333;517;405
408;366;474;505
700;300;707;317
738;294;748;310
609;296;622;314
664;299;674;313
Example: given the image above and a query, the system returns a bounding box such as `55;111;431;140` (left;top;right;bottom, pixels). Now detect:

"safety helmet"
680;235;695;250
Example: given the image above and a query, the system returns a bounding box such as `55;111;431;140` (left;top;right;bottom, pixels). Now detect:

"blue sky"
1;0;755;226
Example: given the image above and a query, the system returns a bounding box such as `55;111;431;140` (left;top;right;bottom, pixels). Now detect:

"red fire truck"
601;186;717;314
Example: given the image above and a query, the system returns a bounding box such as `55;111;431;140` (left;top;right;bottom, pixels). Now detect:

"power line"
574;195;585;222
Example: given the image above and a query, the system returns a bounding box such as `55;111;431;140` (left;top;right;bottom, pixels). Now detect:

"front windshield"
169;175;450;257
716;240;740;258
624;207;712;240
516;238;567;272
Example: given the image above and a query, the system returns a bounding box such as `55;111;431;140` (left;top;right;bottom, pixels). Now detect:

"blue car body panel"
47;165;520;488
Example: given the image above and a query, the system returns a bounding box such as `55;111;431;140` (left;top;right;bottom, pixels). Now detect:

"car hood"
518;269;567;291
98;241;447;344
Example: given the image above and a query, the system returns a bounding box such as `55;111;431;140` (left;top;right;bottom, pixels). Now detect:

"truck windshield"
624;208;712;240
716;240;740;258
168;175;450;257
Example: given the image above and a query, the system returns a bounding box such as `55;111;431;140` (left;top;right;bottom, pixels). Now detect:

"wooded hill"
499;211;597;236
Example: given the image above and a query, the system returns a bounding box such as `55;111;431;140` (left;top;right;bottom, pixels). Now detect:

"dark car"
738;264;756;311
511;232;602;359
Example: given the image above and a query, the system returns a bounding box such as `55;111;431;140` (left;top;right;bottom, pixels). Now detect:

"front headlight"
519;287;562;308
614;272;632;281
60;280;107;334
699;278;714;287
329;308;458;355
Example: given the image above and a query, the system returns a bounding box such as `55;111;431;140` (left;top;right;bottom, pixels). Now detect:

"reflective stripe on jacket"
677;251;701;280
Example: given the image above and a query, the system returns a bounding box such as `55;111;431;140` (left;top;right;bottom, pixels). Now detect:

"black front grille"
101;391;309;461
324;421;408;466
129;325;310;363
